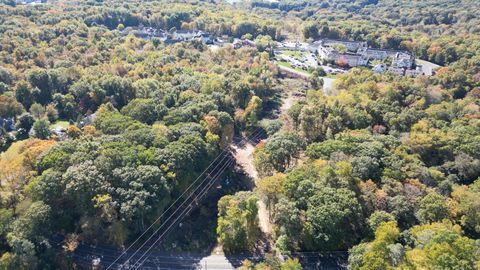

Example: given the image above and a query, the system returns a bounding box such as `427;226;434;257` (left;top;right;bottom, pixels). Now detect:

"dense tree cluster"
0;1;280;266
0;0;479;268
252;68;480;268
217;191;260;253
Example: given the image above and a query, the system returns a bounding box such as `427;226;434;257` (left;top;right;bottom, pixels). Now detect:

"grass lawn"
277;61;312;75
50;120;70;129
280;50;305;58
277;60;293;68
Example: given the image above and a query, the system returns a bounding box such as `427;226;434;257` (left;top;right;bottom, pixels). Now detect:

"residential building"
322;39;367;52
316;42;368;67
405;66;424;77
388;66;405;76
233;39;256;49
372;64;386;73
0;118;15;132
337;54;369;67
360;48;388;61
122;26;165;40
392;52;413;68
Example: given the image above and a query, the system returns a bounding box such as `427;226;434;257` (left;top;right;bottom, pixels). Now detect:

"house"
321;39;367;52
317;44;337;60
360;48;388;61
51;126;67;140
337;53;368;67
372;64;386;73
80;113;96;127
233;39;256;49
405;66;424;77
163;30;213;45
122;26;166;40
0;118;15;132
173;30;202;41
201;33;214;44
315;39;369;67
317;44;368;67
123;27;214;45
16;0;46;5
392;52;414;68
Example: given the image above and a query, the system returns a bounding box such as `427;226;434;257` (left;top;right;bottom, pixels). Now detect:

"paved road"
51;238;258;269
416;58;441;76
54;239;347;269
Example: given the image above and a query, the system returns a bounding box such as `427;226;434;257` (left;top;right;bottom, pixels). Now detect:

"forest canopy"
0;0;479;269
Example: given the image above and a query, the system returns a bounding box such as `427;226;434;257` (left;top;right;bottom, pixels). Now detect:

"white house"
392;52;414;68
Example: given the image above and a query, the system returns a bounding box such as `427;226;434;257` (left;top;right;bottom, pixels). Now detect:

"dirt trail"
232;82;303;241
232;143;272;236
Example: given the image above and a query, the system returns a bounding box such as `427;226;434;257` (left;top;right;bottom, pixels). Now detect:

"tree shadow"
290;251;349;270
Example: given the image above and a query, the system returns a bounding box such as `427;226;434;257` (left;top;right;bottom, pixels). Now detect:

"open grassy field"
279;50;306;58
49;120;70;129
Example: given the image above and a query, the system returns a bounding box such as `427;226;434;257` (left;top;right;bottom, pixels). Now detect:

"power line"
114;128;263;269
118;128;263;268
106;128;261;269
116;153;231;268
131;159;235;270
130;158;234;269
130;130;265;269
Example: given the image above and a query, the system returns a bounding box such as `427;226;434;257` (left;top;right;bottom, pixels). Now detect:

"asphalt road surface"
51;238;347;269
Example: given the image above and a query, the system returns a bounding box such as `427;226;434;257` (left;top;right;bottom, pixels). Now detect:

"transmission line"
129;130;264;269
110;127;263;269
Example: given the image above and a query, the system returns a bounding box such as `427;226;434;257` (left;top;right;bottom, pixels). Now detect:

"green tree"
0;95;24;119
368;211;396;233
45;104;58;123
302;23;319;40
32;119;51;139
244;96;263;127
217;192;259;253
306;139;353;159
298;103;328;142
29;103;45;119
416;192;450;224
307;187;363;250
27;69;53;105
287;102;304;129
360;221;400;270
406;222;480;269
120;98;158;124
15;113;35;138
15;81;33;110
262;132;304;172
99;75;134;108
0;209;13;237
256;173;285;220
133;78;161;99
451;183;480;234
0;67;12;85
